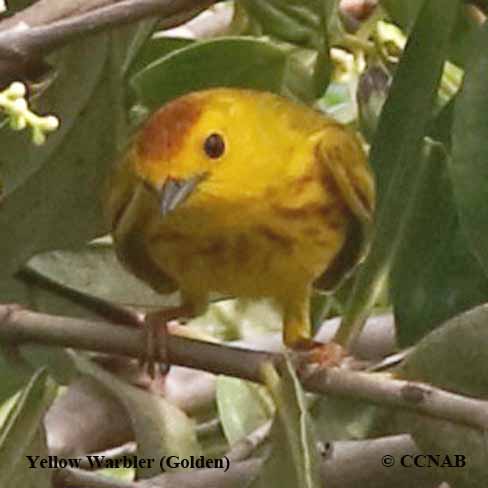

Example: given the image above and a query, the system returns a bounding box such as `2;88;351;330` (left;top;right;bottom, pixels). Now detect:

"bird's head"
106;88;324;233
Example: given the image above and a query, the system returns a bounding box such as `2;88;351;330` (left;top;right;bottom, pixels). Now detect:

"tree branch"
0;0;217;58
0;0;116;31
0;0;218;86
1;304;488;433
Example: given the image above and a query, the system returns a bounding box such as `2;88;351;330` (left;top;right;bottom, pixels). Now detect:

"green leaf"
371;305;488;487
216;376;274;445
251;359;321;488
0;346;34;408
10;429;52;488
127;36;194;78
311;395;376;442
72;353;201;479
371;0;460;205
0;369;57;486
380;0;425;31
451;23;488;279
335;0;461;346
238;0;323;44
0;35;122;277
131;36;320;109
391;140;488;345
26;242;179;310
238;0;335;95
400;304;488;397
381;0;478;68
4;0;35;12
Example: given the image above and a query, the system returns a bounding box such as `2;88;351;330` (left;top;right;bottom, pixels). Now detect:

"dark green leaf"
381;0;478;68
391;140;488;346
451;23;488;278
26;242;179;309
335;0;460;345
0;349;32;408
371;0;459;205
4;0;35;13
0;369;57;486
238;0;323;45
127;37;194;78
379;0;426;31
238;0;336;95
0;35;122;277
131;36;322;109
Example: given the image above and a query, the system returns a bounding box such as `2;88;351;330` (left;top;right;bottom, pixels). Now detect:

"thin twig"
225;421;272;462
1;305;488;433
0;0;217;58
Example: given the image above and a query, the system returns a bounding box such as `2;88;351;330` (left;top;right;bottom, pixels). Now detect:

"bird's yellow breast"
140;142;348;300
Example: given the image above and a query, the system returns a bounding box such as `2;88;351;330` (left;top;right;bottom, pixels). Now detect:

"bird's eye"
203;133;225;159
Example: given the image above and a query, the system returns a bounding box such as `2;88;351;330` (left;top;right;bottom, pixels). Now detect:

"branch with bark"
0;0;219;85
1;304;488;433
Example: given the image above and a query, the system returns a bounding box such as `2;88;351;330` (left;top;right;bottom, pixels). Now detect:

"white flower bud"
32;127;46;146
8;82;26;98
42;115;59;131
13;98;28;113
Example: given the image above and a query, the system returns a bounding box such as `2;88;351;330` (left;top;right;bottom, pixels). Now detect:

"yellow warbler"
106;88;375;362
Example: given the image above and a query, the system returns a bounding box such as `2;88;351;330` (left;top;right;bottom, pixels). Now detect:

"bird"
105;87;375;373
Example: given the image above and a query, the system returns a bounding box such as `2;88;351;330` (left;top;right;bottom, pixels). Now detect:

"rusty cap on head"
135;94;204;162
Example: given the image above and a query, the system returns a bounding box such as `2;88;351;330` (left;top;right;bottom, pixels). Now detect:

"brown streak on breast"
273;203;335;220
257;225;293;251
317;204;337;220
149;231;187;245
304;226;319;237
272;205;310;220
314;239;331;247
200;240;225;256
327;216;346;231
291;174;315;195
235;234;251;263
136;96;203;161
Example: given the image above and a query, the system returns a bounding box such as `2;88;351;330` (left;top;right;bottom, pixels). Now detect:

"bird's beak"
157;172;208;217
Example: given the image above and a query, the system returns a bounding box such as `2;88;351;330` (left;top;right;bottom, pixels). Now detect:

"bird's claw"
140;312;170;379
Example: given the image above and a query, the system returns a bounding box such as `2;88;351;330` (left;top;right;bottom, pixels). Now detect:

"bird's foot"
290;339;347;375
140;306;190;378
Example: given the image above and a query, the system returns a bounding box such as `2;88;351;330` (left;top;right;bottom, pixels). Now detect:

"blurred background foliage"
1;0;488;486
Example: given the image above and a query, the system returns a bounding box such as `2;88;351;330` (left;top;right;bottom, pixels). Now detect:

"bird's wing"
108;159;179;296
114;226;179;294
313;125;375;291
